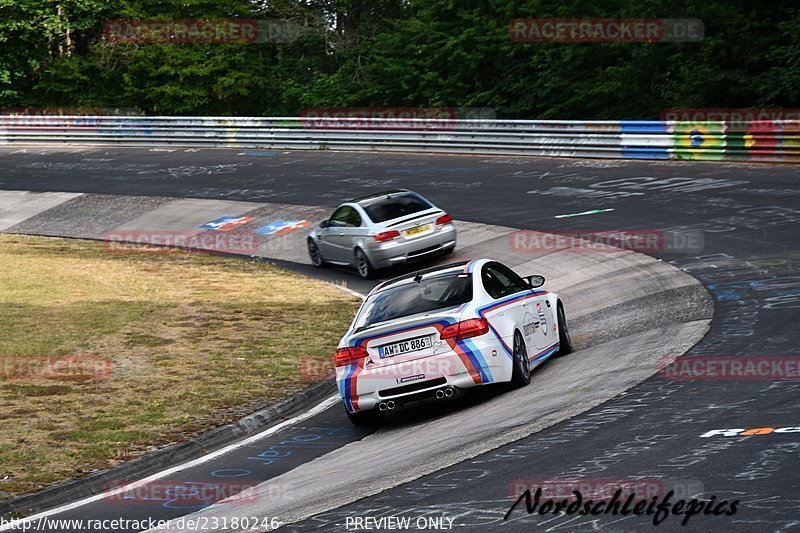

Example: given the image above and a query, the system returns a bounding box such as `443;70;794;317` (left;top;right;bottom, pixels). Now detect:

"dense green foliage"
1;0;797;118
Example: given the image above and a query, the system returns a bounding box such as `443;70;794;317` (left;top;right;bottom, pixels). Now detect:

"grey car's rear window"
353;273;472;331
361;192;433;223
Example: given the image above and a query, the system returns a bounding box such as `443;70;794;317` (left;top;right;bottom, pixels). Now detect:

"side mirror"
319;220;330;228
525;275;545;289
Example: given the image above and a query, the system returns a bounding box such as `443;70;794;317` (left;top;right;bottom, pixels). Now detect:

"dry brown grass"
0;234;359;498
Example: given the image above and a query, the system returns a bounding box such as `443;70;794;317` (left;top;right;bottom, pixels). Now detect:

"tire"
510;331;531;387
345;404;384;426
307;239;325;267
556;301;573;356
354;248;376;279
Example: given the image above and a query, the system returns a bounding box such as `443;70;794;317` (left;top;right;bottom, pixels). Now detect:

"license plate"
403;224;432;238
378;335;432;358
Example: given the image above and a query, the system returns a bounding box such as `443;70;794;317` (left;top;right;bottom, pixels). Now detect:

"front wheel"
345;404;384;426
510;331;531;387
308;239;325;267
556;301;573;356
354;248;376;279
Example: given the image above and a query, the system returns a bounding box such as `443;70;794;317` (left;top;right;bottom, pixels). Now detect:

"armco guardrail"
1;116;799;162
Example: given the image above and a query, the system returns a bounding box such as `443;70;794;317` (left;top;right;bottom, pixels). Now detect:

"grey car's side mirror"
319;220;330;228
525;275;545;289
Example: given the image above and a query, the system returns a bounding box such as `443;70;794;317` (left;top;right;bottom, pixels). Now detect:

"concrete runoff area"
0;190;82;231
7;194;173;238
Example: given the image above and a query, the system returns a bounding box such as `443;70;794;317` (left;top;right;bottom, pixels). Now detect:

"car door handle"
338;232;344;236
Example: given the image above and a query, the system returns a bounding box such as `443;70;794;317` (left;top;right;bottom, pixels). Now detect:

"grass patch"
0;234;359;497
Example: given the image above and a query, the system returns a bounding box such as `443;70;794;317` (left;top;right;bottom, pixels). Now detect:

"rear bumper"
363;224;456;270
336;333;511;413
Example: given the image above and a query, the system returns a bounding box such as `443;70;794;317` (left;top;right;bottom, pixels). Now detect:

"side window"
482;266;507;299
329;206;361;227
344;207;362;227
482;264;528;299
492;264;529;294
329;207;350;227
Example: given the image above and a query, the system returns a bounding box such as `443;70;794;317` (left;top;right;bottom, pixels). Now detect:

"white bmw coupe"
334;259;572;425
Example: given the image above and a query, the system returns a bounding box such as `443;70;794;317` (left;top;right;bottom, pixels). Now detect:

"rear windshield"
353;273;472;331
361;192;434;223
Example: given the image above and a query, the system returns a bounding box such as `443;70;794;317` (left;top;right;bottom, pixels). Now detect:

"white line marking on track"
329;282;367;300
0;394;341;531
554;208;615;219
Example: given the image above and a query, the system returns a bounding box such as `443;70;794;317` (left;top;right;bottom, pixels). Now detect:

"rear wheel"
344;404;384;426
308;239;325;267
510;331;531;387
556;301;573;356
354;248;376;279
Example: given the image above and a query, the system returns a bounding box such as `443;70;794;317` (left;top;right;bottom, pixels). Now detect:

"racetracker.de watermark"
508;229;704;254
0;356;112;379
103;230;260;255
301;357;457;380
301;107;496;129
508;479;704;501
661;108;800;128
509;18;704;42
102;479;283;507
660;355;800;381
103;19;298;43
0;107;141;126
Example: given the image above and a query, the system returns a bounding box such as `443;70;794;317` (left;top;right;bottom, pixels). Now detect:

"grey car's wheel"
510;331;531;387
345;404;384;426
308;239;325;267
556;301;573;356
354;248;376;279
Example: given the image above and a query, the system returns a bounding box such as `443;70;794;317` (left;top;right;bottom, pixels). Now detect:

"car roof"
370;260;473;295
350;189;411;204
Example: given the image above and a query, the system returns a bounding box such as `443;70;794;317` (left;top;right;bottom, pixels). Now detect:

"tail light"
436;213;453;225
374;230;400;242
440;318;489;340
334;345;368;367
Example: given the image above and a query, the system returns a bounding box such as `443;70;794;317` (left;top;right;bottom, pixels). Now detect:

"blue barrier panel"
621;146;670;159
619;121;670;134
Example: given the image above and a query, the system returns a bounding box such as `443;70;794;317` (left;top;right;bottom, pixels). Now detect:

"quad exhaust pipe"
379;388;454;411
